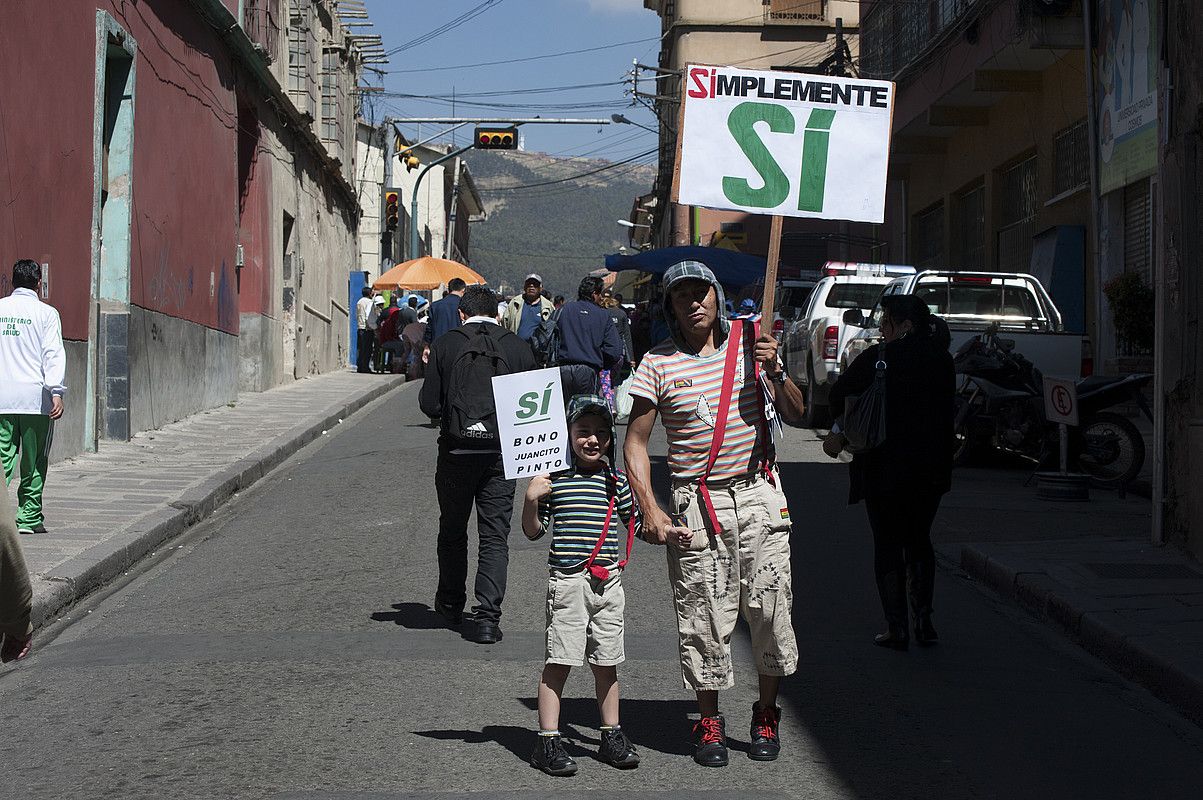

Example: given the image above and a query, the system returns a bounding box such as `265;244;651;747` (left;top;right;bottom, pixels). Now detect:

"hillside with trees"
463;150;656;298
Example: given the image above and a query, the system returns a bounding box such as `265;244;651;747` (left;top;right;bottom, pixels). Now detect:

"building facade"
637;0;873;272
0;0;368;461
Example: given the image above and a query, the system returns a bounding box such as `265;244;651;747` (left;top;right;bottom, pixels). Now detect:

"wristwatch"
768;369;786;385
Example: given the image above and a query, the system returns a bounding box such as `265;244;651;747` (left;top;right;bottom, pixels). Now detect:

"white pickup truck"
783;263;916;426
840;270;1089;389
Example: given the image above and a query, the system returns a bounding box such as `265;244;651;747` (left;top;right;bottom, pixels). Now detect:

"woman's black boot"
908;562;939;646
874;625;910;650
874;570;909;650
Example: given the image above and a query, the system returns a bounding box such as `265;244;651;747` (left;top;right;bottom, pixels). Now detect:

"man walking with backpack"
419;285;536;644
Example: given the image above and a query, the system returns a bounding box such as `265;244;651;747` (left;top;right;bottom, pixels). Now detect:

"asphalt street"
2;381;1201;799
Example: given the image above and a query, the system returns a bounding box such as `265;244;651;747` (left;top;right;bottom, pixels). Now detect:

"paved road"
2;382;1201;799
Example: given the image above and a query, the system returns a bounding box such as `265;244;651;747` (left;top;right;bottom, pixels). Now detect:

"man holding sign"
419;285;537;645
624;261;804;767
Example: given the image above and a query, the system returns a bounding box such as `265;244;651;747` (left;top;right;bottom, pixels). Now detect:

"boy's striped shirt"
537;468;639;570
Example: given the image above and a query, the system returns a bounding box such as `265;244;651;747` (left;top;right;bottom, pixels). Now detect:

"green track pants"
0;414;53;529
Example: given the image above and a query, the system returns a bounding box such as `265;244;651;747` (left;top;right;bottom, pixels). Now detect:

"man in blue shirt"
502;273;554;342
422;277;467;360
556;276;624;398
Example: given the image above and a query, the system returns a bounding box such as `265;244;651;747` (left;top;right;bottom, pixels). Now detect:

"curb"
29;375;409;630
958;544;1203;727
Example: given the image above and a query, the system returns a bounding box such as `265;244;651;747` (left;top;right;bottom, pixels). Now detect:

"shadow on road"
369;602;455;630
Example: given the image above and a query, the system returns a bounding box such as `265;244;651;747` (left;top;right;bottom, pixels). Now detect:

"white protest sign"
1043;376;1079;426
492;367;568;480
673;65;894;223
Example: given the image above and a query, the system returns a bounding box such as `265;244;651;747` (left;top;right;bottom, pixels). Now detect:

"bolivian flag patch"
780;508;790;520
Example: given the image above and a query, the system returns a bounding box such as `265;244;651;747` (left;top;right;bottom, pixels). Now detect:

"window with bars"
287;0;315;116
765;0;826;22
911;203;945;270
997;155;1038;272
952;183;985;269
1123;177;1153;283
321;48;342;151
1053;119;1088;195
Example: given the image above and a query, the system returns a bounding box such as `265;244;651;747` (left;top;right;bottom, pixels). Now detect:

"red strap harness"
581;469;637;582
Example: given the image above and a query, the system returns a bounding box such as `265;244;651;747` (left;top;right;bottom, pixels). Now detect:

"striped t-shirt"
537;467;639;570
629;330;767;481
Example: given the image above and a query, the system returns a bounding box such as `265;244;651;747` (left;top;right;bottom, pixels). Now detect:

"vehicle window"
913;279;1041;319
825;282;886;310
777;286;814;317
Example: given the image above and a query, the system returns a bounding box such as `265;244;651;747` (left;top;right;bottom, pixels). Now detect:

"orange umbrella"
373;256;486;291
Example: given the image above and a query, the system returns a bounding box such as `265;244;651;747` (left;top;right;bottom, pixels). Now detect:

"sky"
358;0;663;163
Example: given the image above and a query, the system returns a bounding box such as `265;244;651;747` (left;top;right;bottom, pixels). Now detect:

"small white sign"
1043;376;1079;426
492;367;568;480
673;64;894;223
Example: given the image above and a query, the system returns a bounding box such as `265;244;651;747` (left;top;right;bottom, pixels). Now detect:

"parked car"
783;263;915;426
841;270;1090;388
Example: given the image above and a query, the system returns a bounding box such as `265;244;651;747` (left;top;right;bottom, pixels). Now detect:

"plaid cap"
662;260;717;293
566;394;613;427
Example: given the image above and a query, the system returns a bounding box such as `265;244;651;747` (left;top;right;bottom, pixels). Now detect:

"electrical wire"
384;0;507;56
385;36;659;74
478;148;658;193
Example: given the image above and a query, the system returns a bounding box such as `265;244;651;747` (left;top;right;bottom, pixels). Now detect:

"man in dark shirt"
422;277;467;358
398;295;419;327
555;275;624;398
419;285;537;645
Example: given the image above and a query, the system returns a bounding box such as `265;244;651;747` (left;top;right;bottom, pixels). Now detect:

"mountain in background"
462;150;656;298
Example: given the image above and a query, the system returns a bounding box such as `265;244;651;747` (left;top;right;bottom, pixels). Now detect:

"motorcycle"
952;325;1152;487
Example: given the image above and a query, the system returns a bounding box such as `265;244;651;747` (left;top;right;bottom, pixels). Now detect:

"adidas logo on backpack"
463;421;491;437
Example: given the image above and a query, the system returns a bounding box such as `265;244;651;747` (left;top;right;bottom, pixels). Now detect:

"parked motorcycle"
952;325;1152;487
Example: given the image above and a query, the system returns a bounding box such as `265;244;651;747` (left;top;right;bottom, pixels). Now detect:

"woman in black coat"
825;294;955;651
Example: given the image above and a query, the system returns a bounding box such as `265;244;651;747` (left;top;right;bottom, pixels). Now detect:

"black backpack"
445;324;511;447
529;307;561;368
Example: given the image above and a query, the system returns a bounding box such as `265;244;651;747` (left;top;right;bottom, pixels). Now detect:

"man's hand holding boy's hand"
640;505;693;548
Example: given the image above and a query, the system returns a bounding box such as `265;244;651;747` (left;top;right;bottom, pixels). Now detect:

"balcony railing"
244;0;281;64
860;0;983;80
764;0;826;24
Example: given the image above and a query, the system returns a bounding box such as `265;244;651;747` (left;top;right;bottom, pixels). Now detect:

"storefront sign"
1094;0;1157;195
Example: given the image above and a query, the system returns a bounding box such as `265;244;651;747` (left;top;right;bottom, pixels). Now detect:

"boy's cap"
566;394;613;427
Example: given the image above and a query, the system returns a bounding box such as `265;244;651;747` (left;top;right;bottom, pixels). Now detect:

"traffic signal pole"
410;143;475;261
391;116;614;262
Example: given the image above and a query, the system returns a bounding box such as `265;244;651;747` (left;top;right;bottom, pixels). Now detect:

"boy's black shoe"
691;714;728;767
530;734;577;777
598;727;640;769
472;620;502;644
748;702;781;761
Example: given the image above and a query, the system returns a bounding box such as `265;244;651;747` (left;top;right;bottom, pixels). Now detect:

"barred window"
952;183;985;269
997;154;1038;271
321;49;341;147
911;203;945;270
1123;177;1153;283
1053;119;1088;195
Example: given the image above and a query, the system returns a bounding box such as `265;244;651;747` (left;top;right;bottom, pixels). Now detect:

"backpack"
445;324;511;447
529;307;562;368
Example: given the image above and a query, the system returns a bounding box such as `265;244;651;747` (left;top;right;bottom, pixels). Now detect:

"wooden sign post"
760;215;784;325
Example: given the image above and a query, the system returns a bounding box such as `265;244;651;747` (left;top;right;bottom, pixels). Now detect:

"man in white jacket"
0;259;66;534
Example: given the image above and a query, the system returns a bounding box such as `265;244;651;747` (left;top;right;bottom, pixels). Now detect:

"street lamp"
617;220;651;229
611;113;658;134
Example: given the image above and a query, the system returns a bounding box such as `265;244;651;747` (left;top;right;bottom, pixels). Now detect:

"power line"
379;80;622;100
479;148;658;192
385;0;507;56
385;36;659;74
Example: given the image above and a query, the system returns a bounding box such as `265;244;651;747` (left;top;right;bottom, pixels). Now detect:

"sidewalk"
931;463;1203;727
8;370;406;630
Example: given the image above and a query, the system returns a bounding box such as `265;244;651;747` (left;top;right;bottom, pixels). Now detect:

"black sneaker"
748;702;781;761
530;734;578;777
472;620;502;644
691;714;728;767
598;727;640;769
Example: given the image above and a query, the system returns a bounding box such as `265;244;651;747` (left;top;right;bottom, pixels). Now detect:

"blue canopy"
605;246;767;290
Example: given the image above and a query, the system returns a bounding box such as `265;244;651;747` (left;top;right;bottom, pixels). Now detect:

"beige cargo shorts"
667;471;797;690
545;568;626;667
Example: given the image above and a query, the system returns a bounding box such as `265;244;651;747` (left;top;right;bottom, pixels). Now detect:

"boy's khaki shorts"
545;568;625;667
668;471;798;690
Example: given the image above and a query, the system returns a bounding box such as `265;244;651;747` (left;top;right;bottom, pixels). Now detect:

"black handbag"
843;345;888;454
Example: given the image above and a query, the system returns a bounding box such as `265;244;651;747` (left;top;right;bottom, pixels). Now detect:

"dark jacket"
423;293;462;344
828;334;955;504
555;299;623;371
419;321;537;449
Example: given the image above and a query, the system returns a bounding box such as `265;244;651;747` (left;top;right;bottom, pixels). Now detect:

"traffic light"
384;191;399;231
400;150;420;172
474;126;519;150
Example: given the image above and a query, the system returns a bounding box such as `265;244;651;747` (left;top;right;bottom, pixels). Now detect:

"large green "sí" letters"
722;103;793;208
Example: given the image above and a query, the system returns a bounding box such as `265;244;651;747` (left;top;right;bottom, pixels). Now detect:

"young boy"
522;394;641;777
